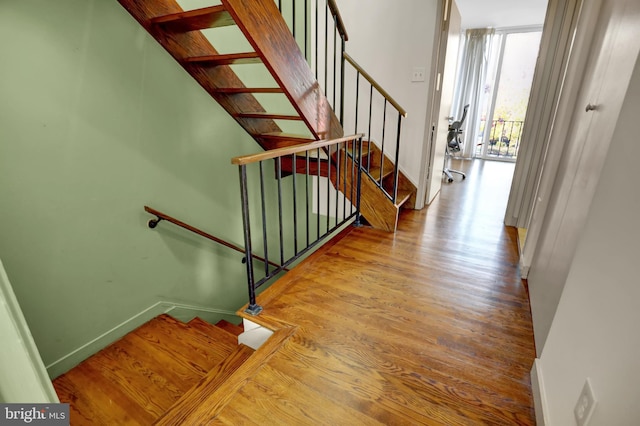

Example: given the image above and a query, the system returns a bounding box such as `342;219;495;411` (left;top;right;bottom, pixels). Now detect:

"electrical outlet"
574;378;597;426
412;67;426;82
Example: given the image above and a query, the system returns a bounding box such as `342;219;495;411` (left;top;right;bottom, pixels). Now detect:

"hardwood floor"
202;159;537;424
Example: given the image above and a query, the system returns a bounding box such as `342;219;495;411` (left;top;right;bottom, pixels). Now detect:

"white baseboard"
531;358;550;426
520;262;530;279
46;301;238;379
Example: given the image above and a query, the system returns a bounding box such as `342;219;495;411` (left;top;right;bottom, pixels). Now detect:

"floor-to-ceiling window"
474;28;542;161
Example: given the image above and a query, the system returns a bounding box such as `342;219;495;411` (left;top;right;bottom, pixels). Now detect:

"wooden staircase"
53;314;253;425
117;0;416;232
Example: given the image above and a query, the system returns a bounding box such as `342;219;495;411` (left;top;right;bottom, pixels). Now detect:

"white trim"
238;319;274;350
0;259;59;403
531;358;550;426
46;301;237;379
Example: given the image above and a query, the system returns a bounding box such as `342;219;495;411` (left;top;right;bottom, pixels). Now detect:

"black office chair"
444;104;469;182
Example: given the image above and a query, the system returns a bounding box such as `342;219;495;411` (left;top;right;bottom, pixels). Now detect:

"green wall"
0;0;260;370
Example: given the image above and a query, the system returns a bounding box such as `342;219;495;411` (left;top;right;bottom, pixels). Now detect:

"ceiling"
455;0;548;29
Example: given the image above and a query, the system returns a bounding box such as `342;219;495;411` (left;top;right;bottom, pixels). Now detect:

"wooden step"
155;344;254;425
139;315;237;365
185;52;262;66
118;0;283;138
367;165;394;183
257;132;315;149
215;319;245;337
53;314;239;425
187;317;238;340
236;112;303;120
151;5;235;32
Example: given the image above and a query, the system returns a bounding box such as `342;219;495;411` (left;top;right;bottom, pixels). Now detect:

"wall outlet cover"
574;378;597;426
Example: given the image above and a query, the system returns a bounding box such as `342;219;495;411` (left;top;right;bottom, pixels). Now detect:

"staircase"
118;0;416;232
53;314;253;425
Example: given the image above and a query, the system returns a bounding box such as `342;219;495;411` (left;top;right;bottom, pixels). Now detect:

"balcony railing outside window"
475;119;524;159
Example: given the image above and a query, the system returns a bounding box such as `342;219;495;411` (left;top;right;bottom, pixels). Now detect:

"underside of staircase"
53;314;252;425
117;0;416;232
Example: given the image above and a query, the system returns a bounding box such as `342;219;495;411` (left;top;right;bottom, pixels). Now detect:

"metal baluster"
315;0;318;79
292;153;298;255
354;72;360;134
333;21;337;109
324;3;328;94
355;137;363;227
342;141;347;220
380;100;387;186
393;114;402;204
239;165;261;316
327;144;332;232
339;38;346;125
277;157;284;264
259;162;270;276
316;148;321;241
306;152;310;247
367;85;373;172
292;0;296;40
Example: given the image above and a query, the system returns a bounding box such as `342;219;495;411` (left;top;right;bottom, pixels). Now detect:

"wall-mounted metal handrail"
144;206;285;271
343;53;407;117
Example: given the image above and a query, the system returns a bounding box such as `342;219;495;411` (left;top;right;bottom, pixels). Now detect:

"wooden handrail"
327;0;349;41
343;53;407;117
144;206;285;271
231;133;364;165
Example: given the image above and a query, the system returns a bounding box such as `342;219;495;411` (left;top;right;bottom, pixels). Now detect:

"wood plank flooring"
191;159;537;424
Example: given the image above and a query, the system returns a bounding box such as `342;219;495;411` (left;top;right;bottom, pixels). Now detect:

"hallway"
197;158;536;424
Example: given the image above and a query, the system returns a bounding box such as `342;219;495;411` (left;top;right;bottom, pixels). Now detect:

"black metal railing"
144;206;286;271
343;53;407;204
233;134;364;315
278;0;407;205
476;119;524;159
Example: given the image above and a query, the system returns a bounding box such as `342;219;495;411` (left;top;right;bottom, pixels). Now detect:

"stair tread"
53;314;239;425
187;317;239;340
154;344;255;425
236;112;303;120
215;319;245;337
394;189;414;207
367;166;394;182
151;5;235;32
259;132;314;141
185;52;262;66
257;132;315;149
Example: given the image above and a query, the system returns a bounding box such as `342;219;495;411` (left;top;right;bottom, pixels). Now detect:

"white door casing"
527;0;640;355
424;0;462;205
0;259;58;402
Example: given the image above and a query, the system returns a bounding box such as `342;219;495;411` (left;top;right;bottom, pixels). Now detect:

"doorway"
474;29;543;161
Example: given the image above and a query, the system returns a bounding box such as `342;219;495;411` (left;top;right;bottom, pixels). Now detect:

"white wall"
536;54;640;425
456;0;547;29
336;0;439;194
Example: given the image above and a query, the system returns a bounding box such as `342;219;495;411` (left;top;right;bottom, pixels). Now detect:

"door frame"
0;259;58;402
418;0;460;207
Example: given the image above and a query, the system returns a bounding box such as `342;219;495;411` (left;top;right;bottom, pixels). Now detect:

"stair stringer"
221;0;343;141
